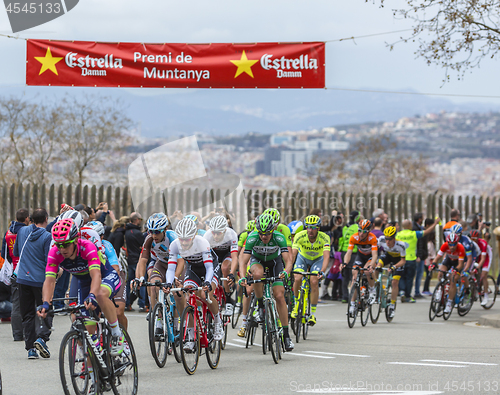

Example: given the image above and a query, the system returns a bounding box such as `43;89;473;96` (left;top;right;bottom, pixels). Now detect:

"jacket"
13;224;52;287
413;221;428;261
108;226;126;256
1;221;27;270
124;223;145;267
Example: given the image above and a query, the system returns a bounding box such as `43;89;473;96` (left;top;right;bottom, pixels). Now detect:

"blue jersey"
459;235;473;256
102;239;120;269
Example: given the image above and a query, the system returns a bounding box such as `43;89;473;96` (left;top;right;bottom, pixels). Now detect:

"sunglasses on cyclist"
149;229;165;235
385;237;395;241
305;225;319;229
448;242;457;247
179;237;193;243
360;229;370;234
55;239;76;249
213;230;225;236
258;230;274;236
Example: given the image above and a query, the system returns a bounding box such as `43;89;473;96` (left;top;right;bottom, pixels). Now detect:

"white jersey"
378;236;407;258
204;228;238;259
167;236;214;284
149;230;178;263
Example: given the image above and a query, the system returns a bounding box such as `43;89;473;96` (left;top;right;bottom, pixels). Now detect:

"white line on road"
287;352;335;359
387;362;465;368
420;359;498;366
306;351;370;358
232;338;262;347
225;342;247;348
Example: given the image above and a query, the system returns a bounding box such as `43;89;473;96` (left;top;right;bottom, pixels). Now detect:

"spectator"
328;211;345;251
422;218;437;295
321;251;342;300
371;218;384;239
467;214;478;230
1;208;30;341
13;208;53;359
397;218;439;303
107;216;130;254
125;212;146;312
338;210;362;303
0;280;12;322
413;213;428;299
372;208;388;229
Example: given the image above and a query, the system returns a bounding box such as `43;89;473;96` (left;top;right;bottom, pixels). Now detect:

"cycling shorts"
249;255;284;287
150;260;169;282
442;256;461;271
353;252;372;267
184;263;220;289
378;254;404;280
294;254;323;274
114;270;127;304
78;270;121;317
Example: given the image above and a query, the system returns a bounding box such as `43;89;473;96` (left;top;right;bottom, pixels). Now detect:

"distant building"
271;150;314;177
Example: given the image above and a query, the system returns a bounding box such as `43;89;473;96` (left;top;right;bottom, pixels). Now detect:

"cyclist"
288;220;304;243
238;220;255;254
430;233;465;313
204;215;239;315
375;226;407;319
38;218;124;355
341;219;378;317
469;230;491;306
290;215;330;326
239;213;294;351
263;208;292;253
135;213;185;330
165;217;224;350
184;214;206;236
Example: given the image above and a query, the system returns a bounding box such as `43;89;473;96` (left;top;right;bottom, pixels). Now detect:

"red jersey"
475;238;489;266
437;242;465;261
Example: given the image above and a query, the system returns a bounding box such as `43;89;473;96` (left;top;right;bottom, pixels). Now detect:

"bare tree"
368;0;500;79
59;95;132;185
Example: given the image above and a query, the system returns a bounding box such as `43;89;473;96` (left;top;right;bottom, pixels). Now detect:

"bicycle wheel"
149;303;167;368
443;282;453;320
360;280;370;327
219;297;228;350
303;291;310;341
429;282;443;321
59;330;97;395
384;283;394;323
347;283;360;328
480;276;498;309
231;296;242;329
171;314;182;364
205;312;221;369
370;281;382;324
261;316;267;355
458;283;474;316
245;322;255;348
110;327;139;395
265;300;279;364
295;291;303;343
180;306;200;375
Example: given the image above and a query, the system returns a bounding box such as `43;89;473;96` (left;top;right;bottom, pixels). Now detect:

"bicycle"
474;271;498;309
429;268;455;321
172;286;221;375
214;277;230;350
144;281;181;368
370;267;395;323
231;282;243;329
247;276;283;364
50;300;138;395
347;266;371;328
244;292;258;349
291;271;318;343
455;273;475;317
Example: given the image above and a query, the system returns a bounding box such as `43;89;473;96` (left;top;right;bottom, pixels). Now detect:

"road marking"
306;351;370;358
225;342;246;348
296;390;443;394
387;362;465;368
287;352;335;359
420;359;498;366
232;338;262;347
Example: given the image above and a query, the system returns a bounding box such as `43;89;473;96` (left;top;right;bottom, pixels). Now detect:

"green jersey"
244;230;288;262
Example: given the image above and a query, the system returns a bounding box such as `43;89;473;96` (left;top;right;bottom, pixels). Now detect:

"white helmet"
60;210;84;229
87;220;105;236
209;215;228;233
175;218;197;239
79;226;104;253
147;213;169;232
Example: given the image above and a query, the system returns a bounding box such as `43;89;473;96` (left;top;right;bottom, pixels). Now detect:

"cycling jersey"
277;224;292;247
238;231;249;248
292;230;330;260
443;220;459;238
348;232;378;255
378;236;407;259
437;242;466;261
140;231;178;264
167;236;214;285
474;238;490;269
197;229;206;236
244;230;288;262
459;235;473;256
204;228;238;262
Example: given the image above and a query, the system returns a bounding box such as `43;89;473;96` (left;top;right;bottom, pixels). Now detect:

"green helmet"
256;214;275;234
263;208;280;224
245;220;256;233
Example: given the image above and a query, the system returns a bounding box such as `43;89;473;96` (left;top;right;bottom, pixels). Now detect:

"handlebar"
169;286;213;304
291;271;319;276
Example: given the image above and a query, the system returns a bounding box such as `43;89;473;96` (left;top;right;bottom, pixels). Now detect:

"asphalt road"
1;296;499;395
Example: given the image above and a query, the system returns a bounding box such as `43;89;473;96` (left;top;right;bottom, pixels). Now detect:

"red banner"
26;40;325;88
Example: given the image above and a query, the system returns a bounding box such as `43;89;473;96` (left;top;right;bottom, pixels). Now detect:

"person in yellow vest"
396;218;440;303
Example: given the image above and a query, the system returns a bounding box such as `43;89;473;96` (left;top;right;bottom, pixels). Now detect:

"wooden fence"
0;183;498;276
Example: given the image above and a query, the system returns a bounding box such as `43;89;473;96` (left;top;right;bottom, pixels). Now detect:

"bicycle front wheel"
232;298;242;329
295;291;303;343
180;306;200;375
384;283;394;322
59;330;97;395
370;281;382;324
149;303;167;368
110;327;139;395
480;276;498;309
205;313;221;369
265;300;279;364
458;283;474;316
429;282;443;321
443;282;453;320
347;283;359;328
303;292;310;340
360;281;370;327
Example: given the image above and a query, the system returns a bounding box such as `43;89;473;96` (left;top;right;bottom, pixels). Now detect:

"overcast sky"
1;0;500;105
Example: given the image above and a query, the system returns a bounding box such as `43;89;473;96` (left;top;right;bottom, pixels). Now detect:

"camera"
484;221;491;227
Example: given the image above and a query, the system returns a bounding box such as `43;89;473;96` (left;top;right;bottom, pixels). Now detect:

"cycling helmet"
469;230;480;239
288;220;304;235
175;218;198;239
184;214;199;225
358;219;372;232
384;226;397;238
245;220;256;233
59;210;84;229
256;214;275;234
147;213;169;231
263;208;280;224
79;226;104;253
446;233;460;244
52;218;79;243
87;220;105;236
304;215;321;227
209;215;228;232
450;223;463;235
